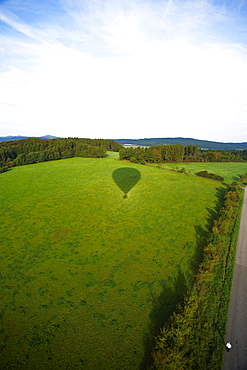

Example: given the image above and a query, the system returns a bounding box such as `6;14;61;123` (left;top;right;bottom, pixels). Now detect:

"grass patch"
0;157;225;369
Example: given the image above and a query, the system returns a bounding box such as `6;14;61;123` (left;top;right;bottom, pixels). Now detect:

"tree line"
0;137;122;172
119;145;247;164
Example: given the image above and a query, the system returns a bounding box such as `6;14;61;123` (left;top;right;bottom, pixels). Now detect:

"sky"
1;0;247;142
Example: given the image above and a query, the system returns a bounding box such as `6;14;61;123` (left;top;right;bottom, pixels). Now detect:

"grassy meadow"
0;155;227;369
160;162;247;184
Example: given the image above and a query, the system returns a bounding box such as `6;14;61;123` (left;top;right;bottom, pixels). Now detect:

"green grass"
159;162;247;184
0;157;226;369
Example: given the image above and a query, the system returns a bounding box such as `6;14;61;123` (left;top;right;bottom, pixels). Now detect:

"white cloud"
1;0;247;141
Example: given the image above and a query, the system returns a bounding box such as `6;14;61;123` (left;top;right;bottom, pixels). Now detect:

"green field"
160;162;247;184
0;156;227;369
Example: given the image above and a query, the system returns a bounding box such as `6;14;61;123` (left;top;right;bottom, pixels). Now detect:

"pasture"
160;162;247;184
0;156;226;369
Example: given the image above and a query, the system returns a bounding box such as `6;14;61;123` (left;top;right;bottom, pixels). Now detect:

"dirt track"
223;187;247;370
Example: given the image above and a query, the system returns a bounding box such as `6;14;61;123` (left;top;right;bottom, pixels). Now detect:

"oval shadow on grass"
112;167;141;198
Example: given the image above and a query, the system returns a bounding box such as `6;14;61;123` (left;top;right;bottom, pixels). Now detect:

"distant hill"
115;137;247;150
2;136;247;150
0;135;57;142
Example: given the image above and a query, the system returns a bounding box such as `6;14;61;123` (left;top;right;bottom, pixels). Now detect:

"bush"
0;165;8;173
130;157;137;163
240;173;247;185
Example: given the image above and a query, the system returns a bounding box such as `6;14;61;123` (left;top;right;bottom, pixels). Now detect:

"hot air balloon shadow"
112;167;141;199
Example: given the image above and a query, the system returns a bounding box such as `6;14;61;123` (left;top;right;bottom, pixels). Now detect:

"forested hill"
115;138;247;150
2;136;247;150
0;135;57;142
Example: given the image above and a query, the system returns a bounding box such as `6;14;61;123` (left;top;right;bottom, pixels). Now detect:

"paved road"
223;187;247;370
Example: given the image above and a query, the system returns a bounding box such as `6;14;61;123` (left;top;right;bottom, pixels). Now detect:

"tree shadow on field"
190;185;226;274
139;186;227;369
139;269;188;370
112;167;141;198
188;186;226;282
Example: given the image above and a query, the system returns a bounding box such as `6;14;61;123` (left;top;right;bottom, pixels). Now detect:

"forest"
119;144;247;164
1;138;247;174
0;137;122;173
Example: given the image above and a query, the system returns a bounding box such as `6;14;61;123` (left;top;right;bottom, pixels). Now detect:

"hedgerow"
197;170;224;182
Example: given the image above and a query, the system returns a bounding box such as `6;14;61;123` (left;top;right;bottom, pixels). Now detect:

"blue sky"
1;0;247;141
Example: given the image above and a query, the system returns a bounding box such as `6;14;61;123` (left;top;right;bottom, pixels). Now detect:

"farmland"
160;162;247;184
0;155;233;369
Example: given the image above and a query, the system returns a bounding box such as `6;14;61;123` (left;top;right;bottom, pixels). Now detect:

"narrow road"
223;187;247;370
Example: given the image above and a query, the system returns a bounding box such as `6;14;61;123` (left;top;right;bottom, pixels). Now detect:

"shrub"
0;165;8;173
130;156;137;163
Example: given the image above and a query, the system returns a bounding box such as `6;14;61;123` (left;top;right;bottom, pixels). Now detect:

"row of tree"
119;145;185;163
119;145;247;164
197;170;224;182
0;137;122;172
